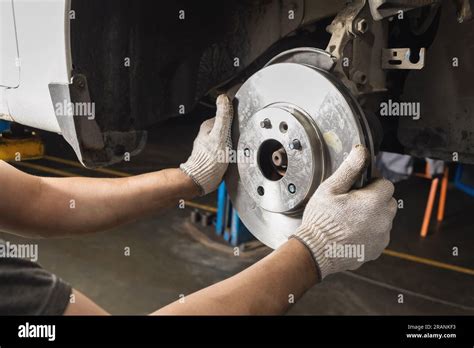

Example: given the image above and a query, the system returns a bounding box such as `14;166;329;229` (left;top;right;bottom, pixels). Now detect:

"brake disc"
225;48;375;249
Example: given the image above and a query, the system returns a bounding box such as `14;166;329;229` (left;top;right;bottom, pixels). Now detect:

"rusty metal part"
325;0;388;96
382;48;426;70
368;0;441;21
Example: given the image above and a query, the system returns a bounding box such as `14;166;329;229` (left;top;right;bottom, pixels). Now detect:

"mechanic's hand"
292;145;397;280
180;95;233;195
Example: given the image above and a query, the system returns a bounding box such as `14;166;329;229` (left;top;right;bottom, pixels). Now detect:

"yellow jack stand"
0;135;44;161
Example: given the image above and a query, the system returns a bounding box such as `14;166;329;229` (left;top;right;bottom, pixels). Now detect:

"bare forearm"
154;238;318;315
3;166;199;238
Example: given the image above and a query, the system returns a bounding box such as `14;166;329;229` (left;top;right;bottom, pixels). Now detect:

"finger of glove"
356;178;395;203
198;118;215;138
372;199;396;256
210;95;233;141
367;228;391;262
382;221;392;248
320;145;370;195
388;197;398;217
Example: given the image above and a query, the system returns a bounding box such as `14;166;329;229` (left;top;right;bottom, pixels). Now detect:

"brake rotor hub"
226;48;375;249
238;105;324;213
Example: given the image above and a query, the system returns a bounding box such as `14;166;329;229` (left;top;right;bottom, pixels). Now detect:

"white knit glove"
292;145;397;280
180;95;233;195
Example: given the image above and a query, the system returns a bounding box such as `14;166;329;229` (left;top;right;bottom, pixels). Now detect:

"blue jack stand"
0;120;11;133
215;182;254;246
454;164;474;197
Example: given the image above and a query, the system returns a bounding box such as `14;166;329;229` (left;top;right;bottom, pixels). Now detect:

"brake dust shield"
225;49;374;249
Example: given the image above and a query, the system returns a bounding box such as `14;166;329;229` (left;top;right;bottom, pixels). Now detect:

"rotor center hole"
258;139;288;181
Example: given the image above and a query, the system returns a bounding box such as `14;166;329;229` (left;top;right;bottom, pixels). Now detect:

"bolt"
355;18;369;35
244;148;251;157
288;184;296;194
352;71;367;85
257;186;265;196
260;118;272;129
74;76;86;89
289;139;302;150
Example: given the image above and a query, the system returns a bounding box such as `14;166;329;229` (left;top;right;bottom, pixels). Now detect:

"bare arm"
60;146;395;316
63;238;317;315
0;160;199;238
0;96;233;239
153;238;317;315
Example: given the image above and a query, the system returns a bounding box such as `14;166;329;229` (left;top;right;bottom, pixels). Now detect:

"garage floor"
2;109;474;315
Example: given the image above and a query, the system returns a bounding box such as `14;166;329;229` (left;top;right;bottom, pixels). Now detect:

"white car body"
0;0;71;133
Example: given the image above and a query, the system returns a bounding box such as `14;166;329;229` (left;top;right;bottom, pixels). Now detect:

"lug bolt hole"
279;122;288;133
260;118;272;129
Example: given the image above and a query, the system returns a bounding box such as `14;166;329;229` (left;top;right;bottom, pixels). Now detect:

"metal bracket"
49;74;147;168
382;48;425;70
326;0;387;96
368;0;441;21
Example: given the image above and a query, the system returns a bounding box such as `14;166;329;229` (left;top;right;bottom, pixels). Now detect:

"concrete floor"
3;110;474;315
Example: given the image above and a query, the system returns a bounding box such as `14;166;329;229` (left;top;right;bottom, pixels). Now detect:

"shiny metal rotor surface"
226;53;372;249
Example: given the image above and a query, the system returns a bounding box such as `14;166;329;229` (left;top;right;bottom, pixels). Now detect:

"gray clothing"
0;240;72;315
